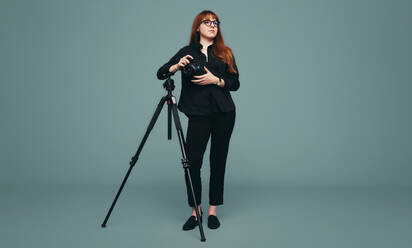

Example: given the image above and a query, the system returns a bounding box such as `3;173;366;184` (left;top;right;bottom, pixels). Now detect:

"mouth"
209;30;215;33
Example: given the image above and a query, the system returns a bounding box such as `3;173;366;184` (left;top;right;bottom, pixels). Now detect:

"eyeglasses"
201;20;220;27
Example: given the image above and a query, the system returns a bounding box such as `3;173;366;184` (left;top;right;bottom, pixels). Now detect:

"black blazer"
156;40;240;116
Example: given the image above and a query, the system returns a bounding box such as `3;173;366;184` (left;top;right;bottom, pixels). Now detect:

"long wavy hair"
189;10;238;74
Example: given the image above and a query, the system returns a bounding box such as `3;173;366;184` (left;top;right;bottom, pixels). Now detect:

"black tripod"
101;73;206;242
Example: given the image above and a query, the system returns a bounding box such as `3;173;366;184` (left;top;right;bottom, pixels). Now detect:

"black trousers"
184;110;236;207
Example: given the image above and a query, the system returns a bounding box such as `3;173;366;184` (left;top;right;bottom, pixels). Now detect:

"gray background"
1;0;411;247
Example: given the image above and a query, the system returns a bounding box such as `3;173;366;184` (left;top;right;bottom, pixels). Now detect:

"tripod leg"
130;96;168;166
170;97;206;242
168;100;172;140
101;96;168;228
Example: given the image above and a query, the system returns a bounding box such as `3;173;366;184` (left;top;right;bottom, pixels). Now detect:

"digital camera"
181;58;206;78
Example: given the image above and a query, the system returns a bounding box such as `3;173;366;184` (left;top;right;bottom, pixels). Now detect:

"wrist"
168;65;174;72
216;77;222;87
169;64;180;72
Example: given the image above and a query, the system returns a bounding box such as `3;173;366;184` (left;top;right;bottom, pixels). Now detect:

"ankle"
208;205;217;215
191;206;202;215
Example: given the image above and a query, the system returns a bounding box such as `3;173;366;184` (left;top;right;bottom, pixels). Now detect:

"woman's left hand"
191;66;218;85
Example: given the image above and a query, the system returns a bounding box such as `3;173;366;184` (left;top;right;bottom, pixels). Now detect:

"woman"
156;10;240;230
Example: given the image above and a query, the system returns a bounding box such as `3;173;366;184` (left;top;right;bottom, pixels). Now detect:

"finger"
193;74;206;78
191;79;203;83
186;55;194;60
203;66;209;72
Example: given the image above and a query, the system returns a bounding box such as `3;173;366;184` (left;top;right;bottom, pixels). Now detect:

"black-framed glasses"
201;20;220;27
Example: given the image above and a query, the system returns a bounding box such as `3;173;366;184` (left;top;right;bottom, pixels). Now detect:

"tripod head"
159;70;177;91
163;75;175;91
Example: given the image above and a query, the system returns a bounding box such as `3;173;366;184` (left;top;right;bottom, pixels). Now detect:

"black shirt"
156;40;240;116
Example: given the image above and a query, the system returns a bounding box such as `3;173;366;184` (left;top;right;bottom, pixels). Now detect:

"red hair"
189;10;238;74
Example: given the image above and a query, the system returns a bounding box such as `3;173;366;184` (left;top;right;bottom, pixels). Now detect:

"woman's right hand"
169;54;194;72
177;54;194;69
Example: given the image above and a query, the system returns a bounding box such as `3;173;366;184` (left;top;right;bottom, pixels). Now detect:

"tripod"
101;74;206;242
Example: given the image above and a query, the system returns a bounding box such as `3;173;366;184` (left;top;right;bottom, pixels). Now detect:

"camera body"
181;58;206;78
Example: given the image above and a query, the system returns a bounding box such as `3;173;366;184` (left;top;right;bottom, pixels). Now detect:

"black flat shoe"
208;215;220;229
182;209;203;231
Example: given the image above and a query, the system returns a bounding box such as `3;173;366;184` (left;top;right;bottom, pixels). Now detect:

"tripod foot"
201;237;206;242
101;224;106;228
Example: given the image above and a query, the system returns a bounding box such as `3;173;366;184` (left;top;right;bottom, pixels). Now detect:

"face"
196;16;219;40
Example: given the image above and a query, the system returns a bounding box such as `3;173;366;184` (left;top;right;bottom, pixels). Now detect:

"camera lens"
182;59;206;77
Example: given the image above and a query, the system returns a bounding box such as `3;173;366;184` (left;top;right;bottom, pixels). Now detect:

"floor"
1;183;411;248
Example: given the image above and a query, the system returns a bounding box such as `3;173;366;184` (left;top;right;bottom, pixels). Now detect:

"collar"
191;40;215;51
